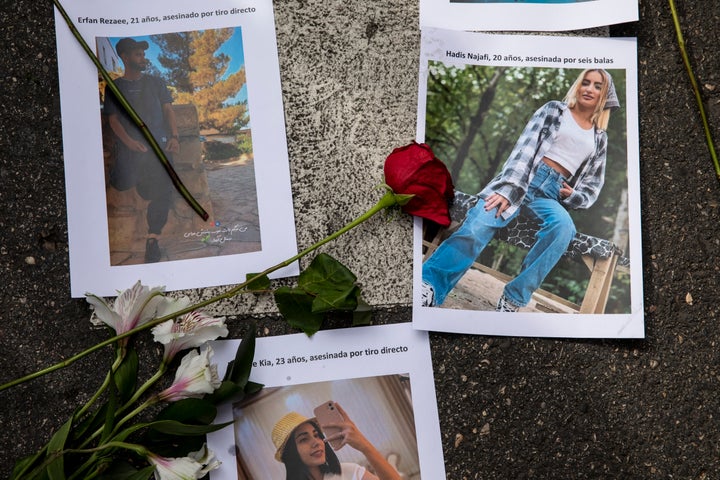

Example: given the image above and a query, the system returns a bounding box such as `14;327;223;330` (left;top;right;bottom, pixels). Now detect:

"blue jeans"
422;162;576;307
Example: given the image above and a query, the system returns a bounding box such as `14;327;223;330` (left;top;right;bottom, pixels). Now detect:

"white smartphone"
313;400;345;450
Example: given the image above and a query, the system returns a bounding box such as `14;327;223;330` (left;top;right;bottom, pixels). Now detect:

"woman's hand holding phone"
314;401;371;452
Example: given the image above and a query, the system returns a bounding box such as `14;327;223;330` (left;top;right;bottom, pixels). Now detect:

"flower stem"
75;352;125;420
51;0;209;221
116;363;168;416
267;189;400;271
69;441;149;456
668;0;720;178
0;189;399;391
66;442;149;480
79;395;158;452
112;398;158;438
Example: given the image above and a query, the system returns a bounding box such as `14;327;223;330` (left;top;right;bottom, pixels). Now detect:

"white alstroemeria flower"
155;295;193;318
157;347;221;402
188;444;222;476
86;281;165;336
152;296;228;362
148;443;221;480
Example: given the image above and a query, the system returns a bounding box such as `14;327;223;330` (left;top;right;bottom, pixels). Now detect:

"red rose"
384;142;454;227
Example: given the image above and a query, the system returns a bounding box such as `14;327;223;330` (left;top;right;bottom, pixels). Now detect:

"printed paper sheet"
413;28;643;338
207;323;446;479
55;0;297;297
420;0;638;32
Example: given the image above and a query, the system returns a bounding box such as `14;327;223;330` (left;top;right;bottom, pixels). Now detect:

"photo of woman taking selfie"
272;403;402;480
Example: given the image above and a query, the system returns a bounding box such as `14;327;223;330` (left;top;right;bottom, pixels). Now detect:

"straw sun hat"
272;412;316;461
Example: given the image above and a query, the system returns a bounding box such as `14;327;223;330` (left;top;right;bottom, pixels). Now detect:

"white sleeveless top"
544;112;595;176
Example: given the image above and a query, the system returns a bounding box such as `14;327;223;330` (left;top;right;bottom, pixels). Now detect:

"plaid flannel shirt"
479;100;608;219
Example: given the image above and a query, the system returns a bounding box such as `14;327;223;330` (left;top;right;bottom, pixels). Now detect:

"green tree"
151;29;248;133
150;32;193;93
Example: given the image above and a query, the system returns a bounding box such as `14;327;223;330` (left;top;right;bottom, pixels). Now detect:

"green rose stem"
668;0;719;178
0;188;410;392
52;0;209;221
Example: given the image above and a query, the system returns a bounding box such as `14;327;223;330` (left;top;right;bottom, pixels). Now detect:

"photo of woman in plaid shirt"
422;69;620;312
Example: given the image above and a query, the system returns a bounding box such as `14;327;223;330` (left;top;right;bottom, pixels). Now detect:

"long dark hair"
281;420;342;480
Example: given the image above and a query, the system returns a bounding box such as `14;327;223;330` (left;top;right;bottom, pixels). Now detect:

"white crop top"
544;113;595;176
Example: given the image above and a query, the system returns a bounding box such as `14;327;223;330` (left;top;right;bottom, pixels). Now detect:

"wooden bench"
422;191;629;313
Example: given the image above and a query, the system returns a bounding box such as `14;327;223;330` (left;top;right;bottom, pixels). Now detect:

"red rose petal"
384;142;454;226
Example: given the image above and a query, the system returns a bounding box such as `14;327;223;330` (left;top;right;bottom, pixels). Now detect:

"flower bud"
383;142;454;227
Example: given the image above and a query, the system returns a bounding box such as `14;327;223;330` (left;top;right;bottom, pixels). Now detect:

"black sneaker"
495;294;519;313
145;238;161;263
421;282;435;307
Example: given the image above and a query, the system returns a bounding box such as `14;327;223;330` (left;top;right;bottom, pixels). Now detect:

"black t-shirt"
104;74;173;141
